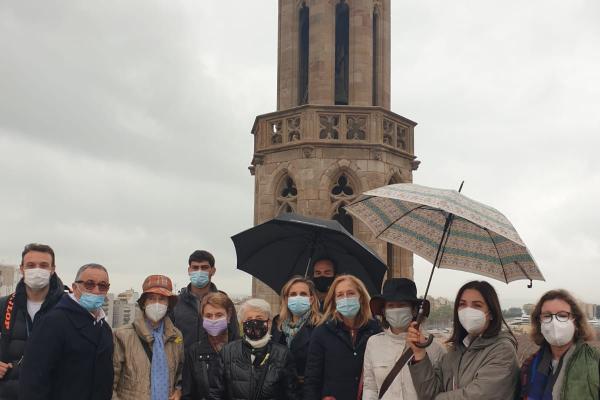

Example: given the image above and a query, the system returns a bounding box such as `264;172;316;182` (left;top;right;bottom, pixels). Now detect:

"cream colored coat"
363;329;446;400
112;313;184;400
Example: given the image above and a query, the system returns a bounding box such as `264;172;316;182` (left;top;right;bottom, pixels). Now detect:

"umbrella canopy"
231;212;388;295
345;183;544;285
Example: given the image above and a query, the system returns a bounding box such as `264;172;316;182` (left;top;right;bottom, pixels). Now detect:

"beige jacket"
363;329;446;400
112;313;184;400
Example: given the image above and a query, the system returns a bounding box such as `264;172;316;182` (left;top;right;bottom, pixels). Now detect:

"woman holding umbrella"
407;280;519;399
271;276;321;387
519;289;600;399
362;278;445;399
303;274;381;400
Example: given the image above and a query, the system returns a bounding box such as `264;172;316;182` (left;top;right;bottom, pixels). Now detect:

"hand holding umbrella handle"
413;302;434;348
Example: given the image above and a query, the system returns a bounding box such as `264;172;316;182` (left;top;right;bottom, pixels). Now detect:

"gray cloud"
1;1;599;307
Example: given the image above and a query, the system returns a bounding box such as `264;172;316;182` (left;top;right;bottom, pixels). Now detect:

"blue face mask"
190;270;210;288
287;295;311;316
79;293;106;312
336;297;360;318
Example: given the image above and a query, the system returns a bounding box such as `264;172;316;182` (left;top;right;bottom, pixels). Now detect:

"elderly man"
210;298;299;400
19;263;113;400
0;243;65;399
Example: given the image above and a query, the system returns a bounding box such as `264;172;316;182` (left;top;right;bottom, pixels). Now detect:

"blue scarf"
150;322;169;400
525;346;562;400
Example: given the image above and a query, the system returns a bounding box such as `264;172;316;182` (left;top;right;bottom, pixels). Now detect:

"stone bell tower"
249;0;420;309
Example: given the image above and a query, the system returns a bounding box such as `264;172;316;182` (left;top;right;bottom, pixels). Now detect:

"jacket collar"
325;318;379;349
57;295;109;348
180;282;219;305
133;312;180;344
14;273;66;309
462;330;517;351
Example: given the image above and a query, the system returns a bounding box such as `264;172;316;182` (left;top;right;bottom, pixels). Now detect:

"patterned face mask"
243;319;269;340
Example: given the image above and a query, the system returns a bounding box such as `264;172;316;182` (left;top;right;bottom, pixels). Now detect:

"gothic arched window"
331;173;357;234
335;1;350;105
298;3;309;105
276;176;298;215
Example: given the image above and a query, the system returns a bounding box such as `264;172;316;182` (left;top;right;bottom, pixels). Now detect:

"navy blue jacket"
18;295;113;400
303;318;382;400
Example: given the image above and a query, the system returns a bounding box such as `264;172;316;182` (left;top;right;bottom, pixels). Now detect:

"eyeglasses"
541;312;572;324
75;280;110;293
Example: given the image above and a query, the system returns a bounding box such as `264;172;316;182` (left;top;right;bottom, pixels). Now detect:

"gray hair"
239;298;272;322
75;263;108;281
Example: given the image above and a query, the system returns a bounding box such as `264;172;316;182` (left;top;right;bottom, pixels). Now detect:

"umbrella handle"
413;302;434;348
415;334;434;348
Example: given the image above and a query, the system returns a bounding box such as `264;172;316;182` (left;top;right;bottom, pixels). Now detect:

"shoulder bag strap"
0;294;16;362
378;348;414;399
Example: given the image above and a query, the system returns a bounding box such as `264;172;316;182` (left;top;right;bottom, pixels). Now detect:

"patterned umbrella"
345;183;544;285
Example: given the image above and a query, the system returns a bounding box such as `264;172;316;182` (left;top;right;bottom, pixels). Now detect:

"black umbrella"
231;213;388;295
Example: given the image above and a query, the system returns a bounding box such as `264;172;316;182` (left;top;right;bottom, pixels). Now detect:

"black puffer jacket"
271;315;315;378
171;284;239;349
0;274;65;399
210;339;299;400
303;318;382;400
181;335;231;400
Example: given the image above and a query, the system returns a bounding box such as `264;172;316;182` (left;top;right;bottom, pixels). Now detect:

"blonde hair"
320;274;372;328
200;292;234;318
277;276;321;330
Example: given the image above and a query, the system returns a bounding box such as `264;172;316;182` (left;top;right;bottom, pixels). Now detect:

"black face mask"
243;319;269;341
313;276;335;293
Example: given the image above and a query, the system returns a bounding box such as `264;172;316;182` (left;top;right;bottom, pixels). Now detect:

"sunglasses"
75;280;110;293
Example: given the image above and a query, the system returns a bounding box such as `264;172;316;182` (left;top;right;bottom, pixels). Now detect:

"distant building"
112;288;141;328
0;264;18;296
582;303;597;320
102;293;115;327
522;303;535;315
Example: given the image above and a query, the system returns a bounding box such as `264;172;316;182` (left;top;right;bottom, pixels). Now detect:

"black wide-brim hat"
370;278;430;318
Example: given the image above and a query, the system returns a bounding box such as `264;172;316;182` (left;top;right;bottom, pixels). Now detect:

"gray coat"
409;331;519;400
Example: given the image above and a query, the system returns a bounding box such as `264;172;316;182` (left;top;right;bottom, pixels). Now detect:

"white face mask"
145;303;168;322
541;319;575;347
385;307;413;330
23;268;51;290
458;307;488;335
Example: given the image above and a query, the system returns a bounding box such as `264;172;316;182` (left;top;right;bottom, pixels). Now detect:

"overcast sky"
1;1;599;309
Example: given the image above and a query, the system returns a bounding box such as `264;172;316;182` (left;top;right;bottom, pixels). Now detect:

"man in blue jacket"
19;263;113;400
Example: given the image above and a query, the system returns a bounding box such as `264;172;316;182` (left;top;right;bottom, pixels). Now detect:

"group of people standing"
0;243;599;399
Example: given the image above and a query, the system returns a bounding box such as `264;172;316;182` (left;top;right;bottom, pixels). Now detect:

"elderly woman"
210;298;299;400
304;274;382;400
271;276;321;385
520;289;600;400
181;292;237;400
113;275;184;400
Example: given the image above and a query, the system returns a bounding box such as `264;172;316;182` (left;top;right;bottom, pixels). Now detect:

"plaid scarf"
281;312;310;348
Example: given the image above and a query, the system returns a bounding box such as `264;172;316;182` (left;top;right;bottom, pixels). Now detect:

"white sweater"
362;329;446;400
